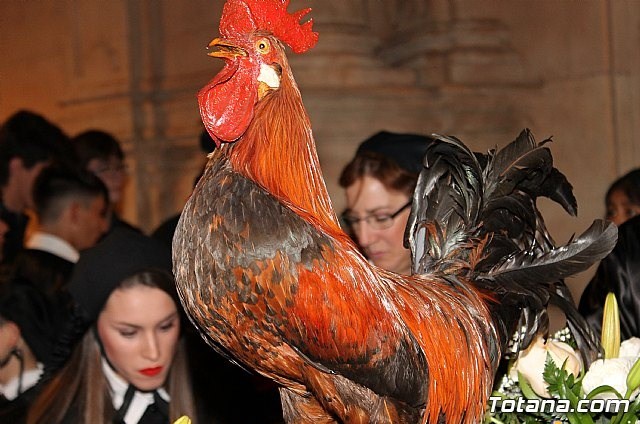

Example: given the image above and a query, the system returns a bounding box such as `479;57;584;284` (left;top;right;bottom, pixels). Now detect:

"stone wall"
1;0;639;299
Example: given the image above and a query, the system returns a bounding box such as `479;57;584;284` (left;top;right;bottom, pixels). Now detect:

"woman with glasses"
339;131;435;275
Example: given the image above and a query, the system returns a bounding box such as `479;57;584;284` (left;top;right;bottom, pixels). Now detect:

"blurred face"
87;156;127;205
344;175;412;275
0;219;8;261
97;285;180;391
0;320;21;384
0;321;18;365
5;158;50;212
73;196;110;250
606;189;640;226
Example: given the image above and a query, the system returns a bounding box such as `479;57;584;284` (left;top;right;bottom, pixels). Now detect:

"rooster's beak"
207;38;247;59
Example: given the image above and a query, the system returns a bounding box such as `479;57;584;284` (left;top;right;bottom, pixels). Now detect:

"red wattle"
198;60;258;143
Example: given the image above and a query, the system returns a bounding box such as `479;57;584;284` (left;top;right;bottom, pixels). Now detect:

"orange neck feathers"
228;59;343;236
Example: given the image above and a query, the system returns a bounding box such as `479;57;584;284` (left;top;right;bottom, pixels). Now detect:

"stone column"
608;1;640;174
375;0;534;88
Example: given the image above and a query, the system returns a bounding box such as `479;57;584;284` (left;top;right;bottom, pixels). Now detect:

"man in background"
13;165;110;294
5;166;110;375
0;111;73;263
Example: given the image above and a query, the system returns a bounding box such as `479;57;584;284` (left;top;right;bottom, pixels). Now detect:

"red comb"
219;0;319;54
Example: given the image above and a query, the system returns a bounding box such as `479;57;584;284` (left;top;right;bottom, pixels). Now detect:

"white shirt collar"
25;231;79;263
0;362;44;400
102;358;169;424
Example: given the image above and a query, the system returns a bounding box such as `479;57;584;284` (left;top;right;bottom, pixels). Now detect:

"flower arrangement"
486;294;640;424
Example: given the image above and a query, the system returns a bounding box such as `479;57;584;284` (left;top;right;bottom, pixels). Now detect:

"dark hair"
119;268;179;307
606;169;640;206
0;277;64;366
68;228;173;322
339;131;435;196
32;166;109;224
339;151;419;197
0;110;72;186
72;130;124;169
27;270;196;424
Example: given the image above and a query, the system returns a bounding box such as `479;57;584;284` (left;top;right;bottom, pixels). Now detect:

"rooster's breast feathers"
174;149;431;404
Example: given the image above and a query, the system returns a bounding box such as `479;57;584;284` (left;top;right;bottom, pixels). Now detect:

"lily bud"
601;292;620;359
510;335;583;397
626;357;640;396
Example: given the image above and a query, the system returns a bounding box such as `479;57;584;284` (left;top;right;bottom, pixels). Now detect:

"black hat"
356;131;436;174
0;278;62;366
68;227;173;322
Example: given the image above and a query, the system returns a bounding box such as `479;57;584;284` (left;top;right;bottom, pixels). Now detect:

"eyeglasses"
341;201;412;231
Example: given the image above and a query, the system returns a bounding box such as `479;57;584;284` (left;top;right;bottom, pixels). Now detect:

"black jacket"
9;249;78;374
12;249;74;294
579;215;640;339
0;201;28;264
0;380;43;424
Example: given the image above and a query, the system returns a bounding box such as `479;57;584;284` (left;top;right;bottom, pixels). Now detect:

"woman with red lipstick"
27;228;197;424
339;131;435;275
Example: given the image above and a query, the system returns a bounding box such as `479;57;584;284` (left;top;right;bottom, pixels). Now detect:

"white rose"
510;335;583;397
620;337;640;359
582;357;635;400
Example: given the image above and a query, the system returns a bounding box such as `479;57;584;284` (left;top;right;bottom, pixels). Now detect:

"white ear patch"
258;64;280;89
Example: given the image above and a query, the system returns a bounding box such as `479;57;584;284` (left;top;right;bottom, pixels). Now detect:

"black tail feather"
487;220;616;287
407;129;617;362
548;285;601;367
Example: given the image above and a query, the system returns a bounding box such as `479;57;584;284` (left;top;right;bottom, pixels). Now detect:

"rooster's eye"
256;39;270;54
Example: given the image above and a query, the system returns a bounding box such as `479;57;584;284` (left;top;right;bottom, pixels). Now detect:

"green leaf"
543;354;561;383
517;371;541;399
586;385;623;400
555;368;580;406
611;391;640;424
567;411;595;424
546;353;588;403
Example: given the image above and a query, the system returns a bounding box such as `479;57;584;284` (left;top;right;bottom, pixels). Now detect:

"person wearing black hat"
339;131;435;275
27;228;197;424
0;279;63;423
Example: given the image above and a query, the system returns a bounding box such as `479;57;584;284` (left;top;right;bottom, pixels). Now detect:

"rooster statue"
173;1;617;423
